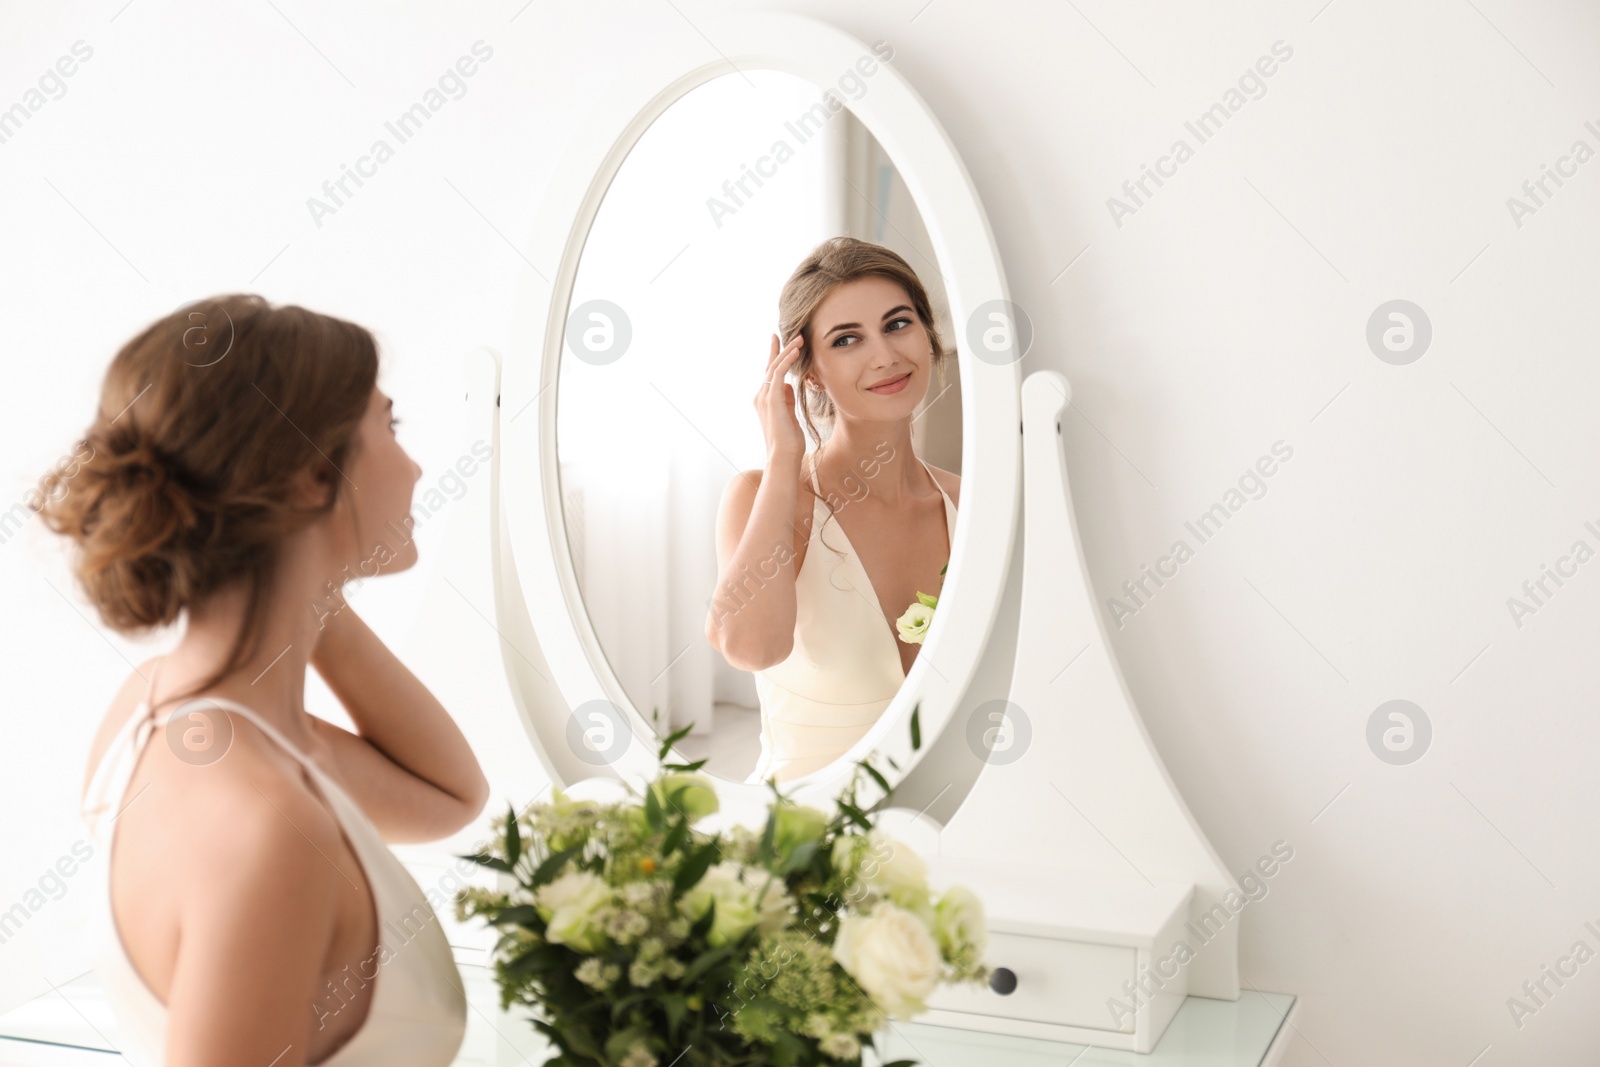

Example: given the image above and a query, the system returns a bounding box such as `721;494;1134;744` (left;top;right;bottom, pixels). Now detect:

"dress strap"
138;658;162;713
81;679;323;833
121;657;169;753
163;695;322;775
916;456;953;507
80;659;168;828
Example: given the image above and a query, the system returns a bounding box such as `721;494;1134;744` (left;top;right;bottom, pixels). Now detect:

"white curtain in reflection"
560;71;837;740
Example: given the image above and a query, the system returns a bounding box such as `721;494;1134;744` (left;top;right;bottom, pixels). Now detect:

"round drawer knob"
989;967;1018;995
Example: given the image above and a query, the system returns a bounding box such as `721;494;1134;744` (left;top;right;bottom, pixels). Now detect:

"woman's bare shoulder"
122;717;348;883
718;467;816;514
715;467;814;566
85;659;344;853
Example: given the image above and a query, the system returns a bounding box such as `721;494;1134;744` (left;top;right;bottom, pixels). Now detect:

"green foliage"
452;706;979;1067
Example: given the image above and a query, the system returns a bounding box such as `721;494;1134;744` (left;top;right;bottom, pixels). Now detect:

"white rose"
535;870;611;953
933;885;987;963
678;862;763;947
861;832;932;916
833;902;943;1019
534;869;605;919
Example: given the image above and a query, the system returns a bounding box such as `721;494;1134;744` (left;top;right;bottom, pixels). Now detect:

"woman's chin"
385;540;421;574
344;537;420;580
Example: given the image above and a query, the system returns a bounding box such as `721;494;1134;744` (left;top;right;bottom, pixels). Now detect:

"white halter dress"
747;454;956;784
79;666;468;1066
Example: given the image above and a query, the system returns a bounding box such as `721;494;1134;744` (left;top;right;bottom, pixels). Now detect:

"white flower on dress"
895;591;938;644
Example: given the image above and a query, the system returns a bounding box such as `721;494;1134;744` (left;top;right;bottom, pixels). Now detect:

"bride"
45;294;488;1066
706;237;960;785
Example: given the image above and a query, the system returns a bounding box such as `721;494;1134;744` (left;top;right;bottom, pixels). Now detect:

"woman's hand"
757;332;807;464
308;606;490;842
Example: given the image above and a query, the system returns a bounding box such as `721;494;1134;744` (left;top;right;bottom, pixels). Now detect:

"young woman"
42;295;489;1066
706;237;960;785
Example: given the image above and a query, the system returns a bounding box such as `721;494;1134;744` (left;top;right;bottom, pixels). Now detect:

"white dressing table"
484;9;1299;1064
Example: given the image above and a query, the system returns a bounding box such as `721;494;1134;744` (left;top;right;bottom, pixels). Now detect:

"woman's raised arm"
309;605;490;843
706;332;810;671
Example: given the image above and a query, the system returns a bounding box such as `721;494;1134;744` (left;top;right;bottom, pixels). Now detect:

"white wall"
1;0;1596;1062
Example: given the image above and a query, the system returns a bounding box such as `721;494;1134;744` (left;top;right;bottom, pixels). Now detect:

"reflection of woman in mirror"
707;237;959;785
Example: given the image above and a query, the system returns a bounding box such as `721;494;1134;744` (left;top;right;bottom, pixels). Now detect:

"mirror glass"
556;68;962;785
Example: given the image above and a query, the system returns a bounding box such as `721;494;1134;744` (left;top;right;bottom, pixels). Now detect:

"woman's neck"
158;528;337;746
814;418;926;506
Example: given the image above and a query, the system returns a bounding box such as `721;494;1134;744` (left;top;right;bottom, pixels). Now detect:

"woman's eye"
832;319;914;347
390;417;402;431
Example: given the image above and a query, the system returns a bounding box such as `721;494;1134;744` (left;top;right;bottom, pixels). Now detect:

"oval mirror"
495;12;1021;812
558;68;963;788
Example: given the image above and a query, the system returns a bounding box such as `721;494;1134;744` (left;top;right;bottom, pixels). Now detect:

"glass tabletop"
0;963;1292;1067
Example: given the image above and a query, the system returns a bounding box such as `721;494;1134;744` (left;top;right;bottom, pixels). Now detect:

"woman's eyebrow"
823;305;913;338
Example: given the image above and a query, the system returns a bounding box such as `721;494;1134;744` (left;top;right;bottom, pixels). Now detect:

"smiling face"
325;386;424;576
802;275;933;422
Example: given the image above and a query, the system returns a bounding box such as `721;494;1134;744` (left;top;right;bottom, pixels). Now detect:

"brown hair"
31;294;379;707
778;236;950;452
776;236;951;559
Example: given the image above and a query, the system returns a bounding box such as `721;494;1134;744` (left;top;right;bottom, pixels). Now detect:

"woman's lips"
868;371;911;394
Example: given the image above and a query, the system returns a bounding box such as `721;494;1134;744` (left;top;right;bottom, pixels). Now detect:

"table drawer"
926;930;1136;1034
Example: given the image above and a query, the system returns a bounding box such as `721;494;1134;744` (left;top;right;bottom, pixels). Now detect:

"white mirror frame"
492;11;1021;817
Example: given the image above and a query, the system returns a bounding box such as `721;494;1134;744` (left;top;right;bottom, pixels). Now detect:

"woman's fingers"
765;333;787;373
765;333;803;378
764;336;803;387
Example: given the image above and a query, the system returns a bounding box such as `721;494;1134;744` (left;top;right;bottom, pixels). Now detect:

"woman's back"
35;294;483;1065
80;660;467;1066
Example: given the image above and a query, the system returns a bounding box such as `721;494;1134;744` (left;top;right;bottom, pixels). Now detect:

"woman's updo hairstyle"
32;294;379;703
776;235;951;453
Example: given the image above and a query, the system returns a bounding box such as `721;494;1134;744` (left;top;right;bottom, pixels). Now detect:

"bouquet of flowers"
454;706;988;1067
